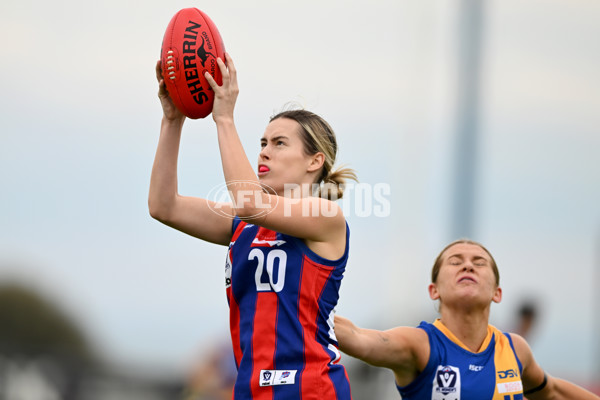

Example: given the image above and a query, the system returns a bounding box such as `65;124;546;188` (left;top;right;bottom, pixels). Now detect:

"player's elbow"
148;195;174;222
148;200;165;221
234;207;266;223
231;190;271;221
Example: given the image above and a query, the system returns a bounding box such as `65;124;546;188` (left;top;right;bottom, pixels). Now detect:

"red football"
160;8;226;119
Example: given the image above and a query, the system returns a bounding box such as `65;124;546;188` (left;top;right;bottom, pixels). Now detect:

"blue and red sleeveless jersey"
224;216;352;400
397;320;524;400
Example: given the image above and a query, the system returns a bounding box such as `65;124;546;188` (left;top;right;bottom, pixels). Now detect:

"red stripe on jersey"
250;291;278;399
297;257;336;400
231;221;248;242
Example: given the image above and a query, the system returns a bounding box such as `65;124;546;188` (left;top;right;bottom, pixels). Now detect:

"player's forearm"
334;315;372;360
148;117;185;220
335;316;414;372
550;377;600;400
216;119;256;182
215;119;267;219
529;377;600;400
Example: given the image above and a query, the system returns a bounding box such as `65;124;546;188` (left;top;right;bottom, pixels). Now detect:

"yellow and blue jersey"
397;320;524;400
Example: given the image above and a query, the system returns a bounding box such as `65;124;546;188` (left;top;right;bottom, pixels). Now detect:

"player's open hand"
156;60;185;122
204;53;238;124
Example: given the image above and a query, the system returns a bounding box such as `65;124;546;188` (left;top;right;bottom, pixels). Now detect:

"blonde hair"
270;109;357;200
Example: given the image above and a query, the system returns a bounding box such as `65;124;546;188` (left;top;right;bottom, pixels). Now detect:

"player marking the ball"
150;11;357;398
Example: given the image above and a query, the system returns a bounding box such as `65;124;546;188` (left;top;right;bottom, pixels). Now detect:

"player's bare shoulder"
390;326;429;351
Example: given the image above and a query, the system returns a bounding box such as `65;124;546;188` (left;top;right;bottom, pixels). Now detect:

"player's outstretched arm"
511;333;600;400
334;315;428;387
149;61;234;246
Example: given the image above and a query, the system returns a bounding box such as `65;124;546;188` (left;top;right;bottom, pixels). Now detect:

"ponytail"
316;165;358;200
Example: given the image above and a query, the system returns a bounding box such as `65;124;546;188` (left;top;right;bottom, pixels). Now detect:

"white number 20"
249;248;287;293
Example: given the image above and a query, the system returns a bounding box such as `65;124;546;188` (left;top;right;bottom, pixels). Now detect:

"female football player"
149;53;356;399
334;239;600;399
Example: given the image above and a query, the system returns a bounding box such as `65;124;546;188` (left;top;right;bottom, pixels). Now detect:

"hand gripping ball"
160;8;226;119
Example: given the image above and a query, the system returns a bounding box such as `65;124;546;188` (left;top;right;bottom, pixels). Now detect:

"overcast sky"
1;0;599;385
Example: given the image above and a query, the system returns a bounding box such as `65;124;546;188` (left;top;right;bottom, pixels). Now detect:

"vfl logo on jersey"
259;369;297;386
432;365;460;400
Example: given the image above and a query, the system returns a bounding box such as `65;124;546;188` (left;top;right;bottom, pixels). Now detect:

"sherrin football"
160;8;226;119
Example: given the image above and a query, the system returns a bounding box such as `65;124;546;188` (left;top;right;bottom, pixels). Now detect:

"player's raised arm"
148;61;233;246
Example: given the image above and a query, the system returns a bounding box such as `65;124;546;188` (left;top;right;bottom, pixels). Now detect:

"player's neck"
438;309;491;352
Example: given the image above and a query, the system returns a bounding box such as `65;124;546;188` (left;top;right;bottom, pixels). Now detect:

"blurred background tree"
0;283;97;399
0;283;95;365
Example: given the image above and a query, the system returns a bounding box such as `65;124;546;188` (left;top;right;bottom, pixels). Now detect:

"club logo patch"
432;365;461;400
259;369;297;387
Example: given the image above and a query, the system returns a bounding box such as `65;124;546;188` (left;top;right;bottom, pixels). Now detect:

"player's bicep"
510;333;547;394
342;327;420;372
366;327;425;371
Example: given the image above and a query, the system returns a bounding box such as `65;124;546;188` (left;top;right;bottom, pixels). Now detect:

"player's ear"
492;286;502;304
307;152;325;173
428;283;440;301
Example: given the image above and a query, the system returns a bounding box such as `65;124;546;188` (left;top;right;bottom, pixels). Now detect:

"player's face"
257;118;318;195
429;243;502;308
